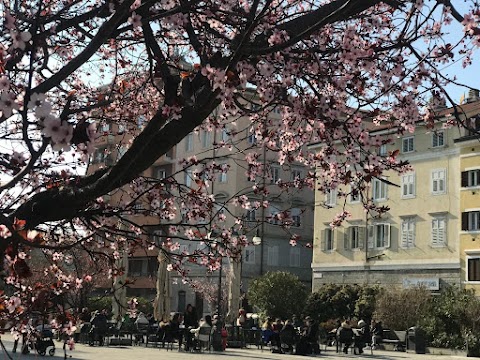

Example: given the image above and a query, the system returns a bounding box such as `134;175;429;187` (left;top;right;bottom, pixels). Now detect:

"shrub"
247;271;307;320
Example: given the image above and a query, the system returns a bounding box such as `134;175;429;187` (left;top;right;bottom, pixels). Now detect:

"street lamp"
252;229;262;246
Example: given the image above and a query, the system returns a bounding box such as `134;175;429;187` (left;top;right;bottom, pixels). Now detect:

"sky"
438;2;479;103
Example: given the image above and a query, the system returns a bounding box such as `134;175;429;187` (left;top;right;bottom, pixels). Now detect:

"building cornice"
311;259;460;272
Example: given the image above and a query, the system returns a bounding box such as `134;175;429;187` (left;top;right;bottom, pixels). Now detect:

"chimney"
467;89;480;103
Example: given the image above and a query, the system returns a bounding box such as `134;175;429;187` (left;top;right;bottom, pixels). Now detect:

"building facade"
88;107;314;315
311;93;480;293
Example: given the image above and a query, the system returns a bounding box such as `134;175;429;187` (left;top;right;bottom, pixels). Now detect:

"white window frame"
400;217;416;249
324;228;335;251
432;130;445;147
432;169;446;195
268;204;282;225
348;226;360;249
185;170;193;187
185;133;193;152
372;178;387;201
271;166;280;184
267;246;279;266
218;163;228;183
243;246;256;265
325;189;337;206
467;212;480;232
431;216;447;247
291;168;303;181
155;168;166;180
290;208;301;227
247;131;256;145
201;130;211;148
221;128;229;142
349;186;360;203
466;254;480;283
367;223;391;249
402;136;414;153
245;209;256;222
378;144;387;156
401;173;415;198
289;247;301;267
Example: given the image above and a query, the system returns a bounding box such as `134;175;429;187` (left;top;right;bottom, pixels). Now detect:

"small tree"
247;271;307;320
374;286;432;331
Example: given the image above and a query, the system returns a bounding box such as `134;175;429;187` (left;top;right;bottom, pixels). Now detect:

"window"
402;137;414;153
271;166;280;184
461;169;480;187
154;167;167;180
344;226;362;250
289;247;301;267
267;246;279;266
291;169;303;180
467;256;480;282
245;209;256;222
185;170;193;187
432;130;445;147
185;133;193;152
128;259;145;276
243;246;255;264
401;218;415;248
378;144;387;156
350;187;360;203
462;211;480;232
367;223;390;249
218;163;228;183
290;208;301;227
221;128;229;142
323;228;334;251
268;204;282;225
247;131;256;144
372;178;387;201
401;173;415;198
325;189;337;206
431;216;446;247
432;169;446;194
201;130;211;148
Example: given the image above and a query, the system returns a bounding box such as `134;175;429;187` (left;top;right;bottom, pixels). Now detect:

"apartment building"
88;107;314;315
310;91;480;292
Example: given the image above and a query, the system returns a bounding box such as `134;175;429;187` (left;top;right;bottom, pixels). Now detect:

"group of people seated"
261;316;320;355
334;319;383;354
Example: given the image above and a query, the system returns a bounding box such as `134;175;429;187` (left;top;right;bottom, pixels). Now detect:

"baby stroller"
33;329;56;356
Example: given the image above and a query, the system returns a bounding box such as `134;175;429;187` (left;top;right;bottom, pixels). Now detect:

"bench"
377;330;406;352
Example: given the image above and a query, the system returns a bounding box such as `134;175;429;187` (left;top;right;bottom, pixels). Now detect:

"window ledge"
430;245;447;249
461;186;480;191
401;195;416;200
461;230;480;234
432;192;447;196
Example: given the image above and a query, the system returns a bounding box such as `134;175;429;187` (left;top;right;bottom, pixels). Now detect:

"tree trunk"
111;249;128;323
154;251;171;321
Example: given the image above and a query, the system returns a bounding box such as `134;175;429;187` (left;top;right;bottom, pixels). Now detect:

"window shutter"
321;230;326;252
401;222;408;248
462;171;468;187
343;229;349;250
358;227;365;249
367;225;374;249
384;224;391;248
462;212;469;231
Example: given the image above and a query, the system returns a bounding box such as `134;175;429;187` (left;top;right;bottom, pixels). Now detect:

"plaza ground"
0;333;468;360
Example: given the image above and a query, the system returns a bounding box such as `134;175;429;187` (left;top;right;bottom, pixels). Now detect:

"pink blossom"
128;13;142;28
11;30;31;50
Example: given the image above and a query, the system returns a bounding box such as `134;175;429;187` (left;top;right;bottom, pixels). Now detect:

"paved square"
0;334;467;360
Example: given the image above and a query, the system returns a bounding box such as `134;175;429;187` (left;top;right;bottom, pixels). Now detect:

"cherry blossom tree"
0;0;479;332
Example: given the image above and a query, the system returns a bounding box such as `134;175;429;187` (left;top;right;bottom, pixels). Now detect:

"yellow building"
310;92;480;292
